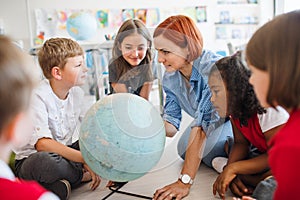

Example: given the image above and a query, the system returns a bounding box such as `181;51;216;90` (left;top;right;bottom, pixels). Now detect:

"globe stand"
102;182;152;200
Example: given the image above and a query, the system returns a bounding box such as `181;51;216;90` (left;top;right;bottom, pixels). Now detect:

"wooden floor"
70;94;234;199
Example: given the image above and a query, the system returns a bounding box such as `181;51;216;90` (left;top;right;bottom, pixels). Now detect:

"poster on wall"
108;9;123;28
33;5;209;46
135;9;147;24
146;8;160;27
34;8;58;45
195;6;207;22
57;10;69;30
96;10;109;28
122;9;135;21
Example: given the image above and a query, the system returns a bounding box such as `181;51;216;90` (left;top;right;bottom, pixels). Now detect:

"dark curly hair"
210;51;265;126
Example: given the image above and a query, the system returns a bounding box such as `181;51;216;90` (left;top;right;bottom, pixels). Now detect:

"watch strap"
179;174;194;185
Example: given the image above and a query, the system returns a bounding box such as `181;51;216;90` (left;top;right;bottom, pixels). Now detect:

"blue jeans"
15;141;83;189
252;176;276;200
177;120;233;168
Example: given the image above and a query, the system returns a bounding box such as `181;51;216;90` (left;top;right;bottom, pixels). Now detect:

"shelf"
215;1;260;33
217;0;258;4
215;22;258;25
217;3;258;5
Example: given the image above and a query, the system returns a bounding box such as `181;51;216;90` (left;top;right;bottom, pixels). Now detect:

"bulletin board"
26;0;212;47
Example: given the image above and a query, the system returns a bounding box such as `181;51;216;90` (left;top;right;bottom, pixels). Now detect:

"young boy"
14;38;101;200
0;35;59;199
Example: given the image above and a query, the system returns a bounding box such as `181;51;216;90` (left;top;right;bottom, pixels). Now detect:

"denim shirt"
162;49;222;136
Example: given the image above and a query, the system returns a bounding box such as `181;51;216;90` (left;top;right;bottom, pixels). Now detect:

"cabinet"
213;0;260;52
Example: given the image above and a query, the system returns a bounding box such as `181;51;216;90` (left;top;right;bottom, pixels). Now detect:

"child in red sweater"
245;10;300;200
0;35;58;199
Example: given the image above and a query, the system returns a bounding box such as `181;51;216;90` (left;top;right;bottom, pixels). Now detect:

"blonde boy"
14;38;101;200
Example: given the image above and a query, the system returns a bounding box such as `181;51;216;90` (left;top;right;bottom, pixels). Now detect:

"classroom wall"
0;0;30;49
0;0;274;53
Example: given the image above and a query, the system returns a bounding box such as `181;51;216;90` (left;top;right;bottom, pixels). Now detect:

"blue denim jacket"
162;49;222;136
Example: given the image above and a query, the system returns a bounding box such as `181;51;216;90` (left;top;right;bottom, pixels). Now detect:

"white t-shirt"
14;79;88;160
258;106;289;132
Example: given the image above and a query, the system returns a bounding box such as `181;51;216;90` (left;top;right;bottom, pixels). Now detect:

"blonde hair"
0;36;34;132
38;38;84;79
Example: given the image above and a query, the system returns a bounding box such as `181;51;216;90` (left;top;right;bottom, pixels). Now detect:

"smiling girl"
109;19;153;100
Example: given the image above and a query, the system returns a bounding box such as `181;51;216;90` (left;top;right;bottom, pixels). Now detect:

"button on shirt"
162;50;222;136
14;79;87;160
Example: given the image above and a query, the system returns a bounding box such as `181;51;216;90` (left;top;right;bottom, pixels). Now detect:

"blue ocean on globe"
66;12;97;41
79;93;166;182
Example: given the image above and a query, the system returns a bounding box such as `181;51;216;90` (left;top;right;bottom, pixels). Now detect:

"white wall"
0;0;30;49
0;0;274;53
275;0;300;15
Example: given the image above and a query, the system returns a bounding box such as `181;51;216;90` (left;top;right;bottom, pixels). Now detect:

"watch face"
182;174;191;183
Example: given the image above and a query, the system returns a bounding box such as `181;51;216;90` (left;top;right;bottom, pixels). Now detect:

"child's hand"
81;170;92;182
106;180;114;187
213;165;237;199
233;196;256;200
83;163;101;190
229;176;252;197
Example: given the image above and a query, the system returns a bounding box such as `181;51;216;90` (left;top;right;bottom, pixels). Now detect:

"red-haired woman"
152;15;233;200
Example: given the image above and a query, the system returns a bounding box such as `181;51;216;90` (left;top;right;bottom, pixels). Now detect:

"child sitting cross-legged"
208;51;289;199
14;38;101;200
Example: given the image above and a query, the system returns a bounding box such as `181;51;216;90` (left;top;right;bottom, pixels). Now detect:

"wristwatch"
179;174;194;185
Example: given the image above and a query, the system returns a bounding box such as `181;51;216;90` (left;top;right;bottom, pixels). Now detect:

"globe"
66;12;97;41
79;93;166;182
